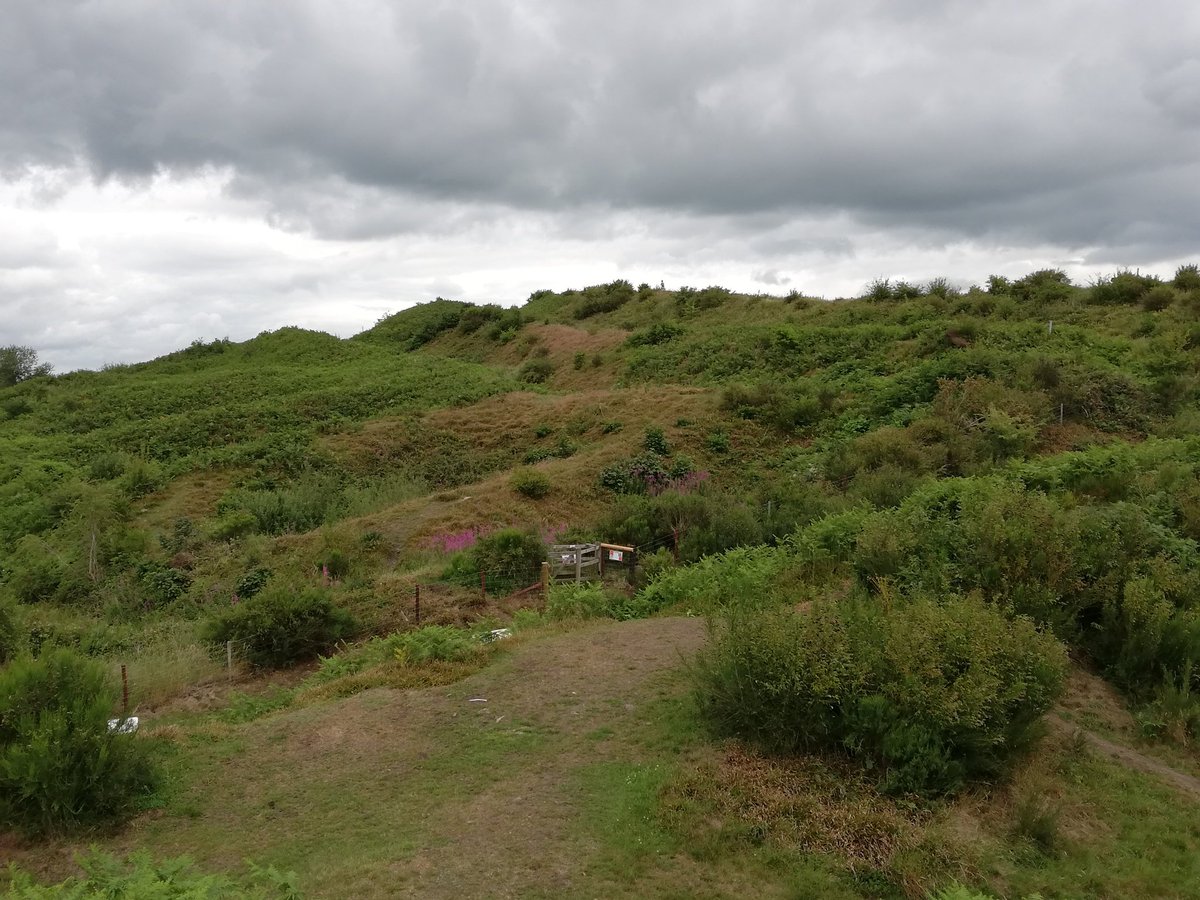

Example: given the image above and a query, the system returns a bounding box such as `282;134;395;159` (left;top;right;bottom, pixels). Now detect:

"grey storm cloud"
3;0;1200;372
4;0;1199;248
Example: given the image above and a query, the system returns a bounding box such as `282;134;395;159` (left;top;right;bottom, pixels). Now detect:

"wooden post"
575;548;582;584
121;664;129;715
541;562;550;602
480;570;486;603
672;528;680;565
415;584;421;627
226;640;233;679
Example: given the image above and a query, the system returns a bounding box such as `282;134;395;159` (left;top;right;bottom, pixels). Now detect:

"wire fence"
102;529;691;716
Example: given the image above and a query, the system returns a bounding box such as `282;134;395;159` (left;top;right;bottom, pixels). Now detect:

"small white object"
107;716;139;734
468;698;488;703
482;628;512;643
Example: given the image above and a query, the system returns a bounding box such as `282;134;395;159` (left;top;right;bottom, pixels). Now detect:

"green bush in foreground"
3;850;301;898
0;650;156;835
693;595;1067;795
203;587;356;668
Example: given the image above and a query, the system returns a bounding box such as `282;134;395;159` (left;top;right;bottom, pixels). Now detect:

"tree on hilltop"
0;345;52;387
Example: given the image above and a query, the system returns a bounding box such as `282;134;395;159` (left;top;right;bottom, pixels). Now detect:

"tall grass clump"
692;595;1067;795
0;649;157;834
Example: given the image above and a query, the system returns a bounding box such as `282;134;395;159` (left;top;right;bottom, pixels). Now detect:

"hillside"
2;268;1200;898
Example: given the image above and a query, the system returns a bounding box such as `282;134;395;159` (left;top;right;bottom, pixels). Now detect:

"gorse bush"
203;587;356;667
0;649;157;834
693;595;1067;795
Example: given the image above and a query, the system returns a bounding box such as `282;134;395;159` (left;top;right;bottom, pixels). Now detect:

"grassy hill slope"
3;266;1200;897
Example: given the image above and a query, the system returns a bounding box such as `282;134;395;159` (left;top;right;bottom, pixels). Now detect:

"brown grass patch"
661;743;930;873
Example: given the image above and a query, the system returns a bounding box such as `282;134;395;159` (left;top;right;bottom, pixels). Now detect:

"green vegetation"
694;596;1067;795
3;851;299;899
202;587;356;668
0;649;156;834
4;266;1200;897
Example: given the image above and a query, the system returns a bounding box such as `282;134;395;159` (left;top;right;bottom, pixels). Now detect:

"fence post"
672;528;680;565
415;584;421;626
121;664;129;715
226;640;233;679
575;549;582;584
480;571;486;603
541;562;550;602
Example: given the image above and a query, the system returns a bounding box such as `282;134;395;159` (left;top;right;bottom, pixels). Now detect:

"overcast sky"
2;1;1198;372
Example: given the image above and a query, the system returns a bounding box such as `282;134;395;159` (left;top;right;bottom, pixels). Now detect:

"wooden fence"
548;542;637;584
549;543;601;583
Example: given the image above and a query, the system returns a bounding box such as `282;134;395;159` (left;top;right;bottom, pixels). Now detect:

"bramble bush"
692;595;1067;795
203;587;356;667
0;649;157;834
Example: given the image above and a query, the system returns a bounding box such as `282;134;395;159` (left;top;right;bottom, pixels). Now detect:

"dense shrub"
471;528;546;591
367;298;465;349
1090;270;1158;305
640;544;784;613
0;649;157;834
693;595;1067;795
626;323;685;347
136;561;191;605
518;358;554;384
235;567;272;599
510;467;552;499
574;280;635;319
1174;264;1200;292
1011;269;1072;303
720;382;827;432
117;459;162;499
87;452;127;481
203;587;356;667
1142;285;1177;311
643;426;670;455
598;454;671;495
456;304;504;334
0;597;20;663
318;549;350;580
230;474;344;535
